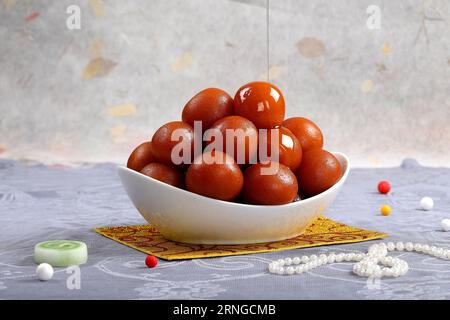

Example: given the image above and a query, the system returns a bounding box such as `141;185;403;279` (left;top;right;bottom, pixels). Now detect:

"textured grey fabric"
1;159;450;300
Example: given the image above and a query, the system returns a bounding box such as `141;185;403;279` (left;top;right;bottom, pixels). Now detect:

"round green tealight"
34;240;88;267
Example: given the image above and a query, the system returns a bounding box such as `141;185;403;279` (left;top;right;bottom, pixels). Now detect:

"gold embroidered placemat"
95;216;388;260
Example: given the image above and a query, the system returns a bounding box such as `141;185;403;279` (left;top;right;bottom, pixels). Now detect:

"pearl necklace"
268;242;450;278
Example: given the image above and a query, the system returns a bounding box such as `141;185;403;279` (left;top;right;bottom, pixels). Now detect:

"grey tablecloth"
1;159;450;300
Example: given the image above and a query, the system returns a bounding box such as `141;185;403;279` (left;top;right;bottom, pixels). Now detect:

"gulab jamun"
297;149;342;197
140;163;185;189
260;126;302;172
182;88;234;130
283;117;323;152
234;82;285;129
151;121;195;167
186;151;243;201
242;162;298;205
207;115;258;165
127;142;155;172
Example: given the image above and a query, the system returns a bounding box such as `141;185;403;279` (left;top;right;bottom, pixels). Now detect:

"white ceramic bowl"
118;152;349;244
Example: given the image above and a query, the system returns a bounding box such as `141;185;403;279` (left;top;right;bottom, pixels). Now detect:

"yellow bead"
380;205;391;216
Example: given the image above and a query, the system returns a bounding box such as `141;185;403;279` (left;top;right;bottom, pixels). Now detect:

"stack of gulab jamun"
127;82;342;205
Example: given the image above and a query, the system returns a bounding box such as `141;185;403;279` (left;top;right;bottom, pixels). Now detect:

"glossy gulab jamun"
140;163;185;189
182;88;234;130
127;142;155;172
260;126;302;172
207;115;258;165
297;149;342;197
283;117;323;152
242;162;298;205
234;82;285;129
151;121;195;167
186;151;243;201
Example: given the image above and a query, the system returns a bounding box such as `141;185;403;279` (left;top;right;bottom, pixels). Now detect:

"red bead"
377;181;391;194
145;255;158;268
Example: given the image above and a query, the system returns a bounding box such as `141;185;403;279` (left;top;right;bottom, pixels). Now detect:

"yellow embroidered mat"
95;216;388;260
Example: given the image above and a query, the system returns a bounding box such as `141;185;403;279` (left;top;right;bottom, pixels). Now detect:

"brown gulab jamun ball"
297;149;342;197
186;151;243;201
127;141;155;172
282;117;323;153
140;163;185;189
234;82;285;129
207;115;258;165
151;121;195;167
182;88;234;130
242;162;298;205
261;126;302;172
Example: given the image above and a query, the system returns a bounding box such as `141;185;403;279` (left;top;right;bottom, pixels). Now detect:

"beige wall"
0;0;449;167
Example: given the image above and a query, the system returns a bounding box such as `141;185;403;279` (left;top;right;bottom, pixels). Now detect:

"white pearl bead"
293;257;300;265
355;253;365;261
295;266;304;274
386;242;395;251
378;243;387;251
285;258;292;265
36;263;54;281
327;254;336;263
301;256;309;263
383;268;393;277
405;242;414;251
396;242;404;251
368;245;378;255
441;219;450;231
310;255;318;260
420;197;434;211
286;267;295;275
414;243;422;251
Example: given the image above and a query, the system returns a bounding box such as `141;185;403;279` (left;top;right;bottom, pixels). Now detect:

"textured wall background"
0;0;449;167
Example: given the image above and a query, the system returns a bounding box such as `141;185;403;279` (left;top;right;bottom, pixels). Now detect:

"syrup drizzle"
266;0;270;82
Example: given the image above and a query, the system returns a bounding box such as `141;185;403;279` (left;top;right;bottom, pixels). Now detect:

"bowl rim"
118;151;349;209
